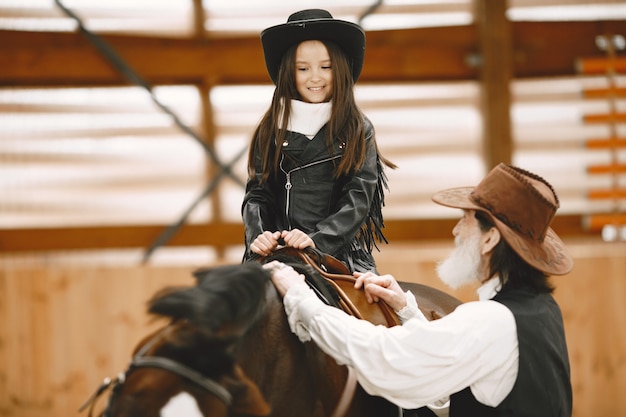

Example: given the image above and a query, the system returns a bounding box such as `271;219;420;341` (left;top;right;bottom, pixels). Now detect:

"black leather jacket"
242;119;388;272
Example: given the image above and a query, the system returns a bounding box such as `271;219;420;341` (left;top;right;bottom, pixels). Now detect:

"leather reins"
273;247;401;327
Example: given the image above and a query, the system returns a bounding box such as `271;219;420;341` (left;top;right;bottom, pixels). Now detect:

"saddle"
262;247;401;328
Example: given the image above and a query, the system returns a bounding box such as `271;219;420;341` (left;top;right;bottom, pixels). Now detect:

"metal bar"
53;0;243;188
142;146;248;263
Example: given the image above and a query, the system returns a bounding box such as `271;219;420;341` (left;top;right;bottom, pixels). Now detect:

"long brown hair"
475;211;554;294
248;40;395;183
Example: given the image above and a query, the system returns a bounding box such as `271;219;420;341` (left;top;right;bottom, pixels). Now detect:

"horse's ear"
229;366;271;416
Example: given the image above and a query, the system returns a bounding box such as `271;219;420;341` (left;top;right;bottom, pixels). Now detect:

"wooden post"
198;80;228;259
474;0;513;169
193;0;206;40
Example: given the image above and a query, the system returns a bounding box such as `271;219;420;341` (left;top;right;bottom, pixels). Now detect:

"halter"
79;324;233;417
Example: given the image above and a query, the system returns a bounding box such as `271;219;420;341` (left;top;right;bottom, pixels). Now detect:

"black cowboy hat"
260;9;366;85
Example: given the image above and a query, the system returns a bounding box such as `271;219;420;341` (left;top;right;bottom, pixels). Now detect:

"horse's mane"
144;253;341;376
148;262;271;336
142;262;271;380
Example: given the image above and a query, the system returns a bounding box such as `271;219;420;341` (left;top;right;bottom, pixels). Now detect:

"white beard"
436;231;482;289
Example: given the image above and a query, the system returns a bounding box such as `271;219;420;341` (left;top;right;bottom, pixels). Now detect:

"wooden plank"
1;21;623;86
586;137;626;149
0;27;477;86
583;87;626;99
577;57;626;74
587;164;626;174
361;25;478;82
0;223;245;252
2;240;626;416
549;243;626;417
588;189;626;199
0;31;268;86
0;215;588;253
0;266;194;417
583;113;626;124
512;20;626;78
584;213;626;231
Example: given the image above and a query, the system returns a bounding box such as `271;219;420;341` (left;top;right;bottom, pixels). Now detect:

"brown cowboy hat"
432;163;573;275
260;9;365;85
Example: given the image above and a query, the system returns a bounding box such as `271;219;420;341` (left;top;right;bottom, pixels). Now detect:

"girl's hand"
250;231;282;256
353;271;407;312
281;229;316;250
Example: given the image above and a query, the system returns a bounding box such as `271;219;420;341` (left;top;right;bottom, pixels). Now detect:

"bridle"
79;324;232;417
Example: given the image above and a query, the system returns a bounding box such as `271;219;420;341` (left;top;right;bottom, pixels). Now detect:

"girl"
242;9;396;272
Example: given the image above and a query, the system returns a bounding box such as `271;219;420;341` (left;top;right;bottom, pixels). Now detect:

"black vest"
449;286;572;417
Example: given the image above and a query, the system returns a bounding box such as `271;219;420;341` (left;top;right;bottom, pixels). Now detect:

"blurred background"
0;1;624;416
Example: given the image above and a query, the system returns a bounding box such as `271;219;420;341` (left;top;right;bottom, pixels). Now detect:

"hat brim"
261;18;365;84
432;187;573;276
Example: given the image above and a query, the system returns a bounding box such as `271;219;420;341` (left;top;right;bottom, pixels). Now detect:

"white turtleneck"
287;99;332;139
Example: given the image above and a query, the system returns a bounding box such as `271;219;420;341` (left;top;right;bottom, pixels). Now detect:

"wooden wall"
0;238;624;417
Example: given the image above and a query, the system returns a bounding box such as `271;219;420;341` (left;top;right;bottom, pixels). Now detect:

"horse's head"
100;322;271;417
84;263;272;417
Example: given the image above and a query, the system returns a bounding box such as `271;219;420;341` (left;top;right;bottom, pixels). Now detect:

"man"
267;163;573;417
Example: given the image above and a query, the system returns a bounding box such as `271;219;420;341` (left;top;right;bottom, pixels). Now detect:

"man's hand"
264;261;306;297
354;271;407;312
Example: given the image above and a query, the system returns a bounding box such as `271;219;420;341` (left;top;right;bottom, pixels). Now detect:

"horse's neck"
233;283;350;417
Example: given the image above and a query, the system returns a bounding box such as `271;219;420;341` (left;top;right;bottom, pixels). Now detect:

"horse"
82;247;462;417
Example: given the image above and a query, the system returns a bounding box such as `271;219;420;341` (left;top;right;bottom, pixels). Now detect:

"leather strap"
131;356;232;406
276;247;401;327
330;366;358;417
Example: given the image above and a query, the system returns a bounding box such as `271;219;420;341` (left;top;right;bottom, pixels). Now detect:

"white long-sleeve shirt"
282;278;518;412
